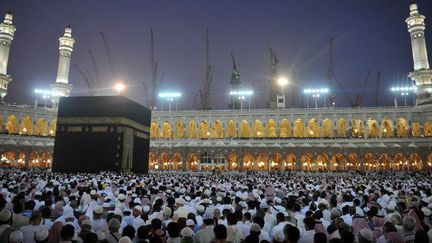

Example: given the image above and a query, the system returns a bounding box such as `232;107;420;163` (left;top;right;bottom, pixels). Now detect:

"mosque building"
0;3;432;171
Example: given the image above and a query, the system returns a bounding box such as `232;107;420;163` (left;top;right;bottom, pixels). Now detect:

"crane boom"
375;72;381;106
74;64;92;91
100;32;117;82
356;70;371;107
88;49;99;86
329;69;355;106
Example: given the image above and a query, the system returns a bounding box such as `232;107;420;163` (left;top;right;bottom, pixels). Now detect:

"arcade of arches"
150;118;432;139
148;151;432;172
1;115;56;136
0;150;52;168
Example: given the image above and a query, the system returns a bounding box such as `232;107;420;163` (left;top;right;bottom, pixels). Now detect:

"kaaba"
52;96;151;173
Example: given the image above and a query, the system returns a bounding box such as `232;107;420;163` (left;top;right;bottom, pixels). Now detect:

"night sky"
3;0;432;109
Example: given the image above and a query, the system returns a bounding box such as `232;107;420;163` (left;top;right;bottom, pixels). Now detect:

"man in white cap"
9;230;23;243
195;208;216;243
105;218;122;243
0;208;13;242
19;211;48;243
34;228;49;242
91;205;108;232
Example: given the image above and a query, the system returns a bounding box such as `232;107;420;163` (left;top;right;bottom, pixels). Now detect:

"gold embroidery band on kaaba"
58;117;150;134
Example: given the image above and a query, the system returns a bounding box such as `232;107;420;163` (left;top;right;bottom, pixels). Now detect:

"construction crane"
353;70;371;107
148;28;161;110
88;49;99;87
327;37;336;107
327;37;372;108
100;32;117;82
374;72;381;106
74;64;93;93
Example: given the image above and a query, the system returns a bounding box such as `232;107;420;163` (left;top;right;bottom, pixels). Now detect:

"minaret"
0;10;16;101
406;2;432;105
51;25;74;106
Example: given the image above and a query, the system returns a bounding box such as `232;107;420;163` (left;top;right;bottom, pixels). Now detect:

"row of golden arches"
0;115;56;136
150;118;432;139
0;150;52;167
149;151;431;171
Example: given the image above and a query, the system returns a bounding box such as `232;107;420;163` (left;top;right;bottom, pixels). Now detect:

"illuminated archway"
347;153;360;170
28;151;40;167
364;153;376;171
227;152;239;170
19;116;33;135
381;119;394;138
409;153;422;171
393;153;406;171
367;118;379;138
428;153;432;169
396;118;408;138
352;119;363;138
212;120;224;139
256;152;268;171
161;121;172;139
253;120;264;138
337;118;347;138
377;153;390;171
279;119;291;138
34;118;48;136
17;151;26;167
240;120;251;138
308;119;320;138
160;152;170;170
149;152;158;170
331;153;345;171
270;153;282;171
226;120;237;138
187;153;199;171
49;119;57;136
5;115;18;134
188;120;197;138
243;153;254;170
316;153;329;171
39;151;52;168
301;152;314;171
172;153;182;170
285;153;296;170
150;122;159;139
412;122;421;137
322;118;333;138
199;120;210;139
174;120;184;139
266;119;277;138
0;151;16;166
425;121;432;137
293;119;305;138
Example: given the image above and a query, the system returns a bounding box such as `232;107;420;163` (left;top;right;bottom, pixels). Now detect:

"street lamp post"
34;89;54;109
390;86;417;107
277;77;288;109
230;90;253;110
303;88;329;108
313;94;320;108
159;92;181;112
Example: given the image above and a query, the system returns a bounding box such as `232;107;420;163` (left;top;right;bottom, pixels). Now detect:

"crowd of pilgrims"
0;169;432;243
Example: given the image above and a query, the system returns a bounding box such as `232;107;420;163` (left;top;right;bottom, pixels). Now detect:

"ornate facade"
1;3;432;171
148;106;432;171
